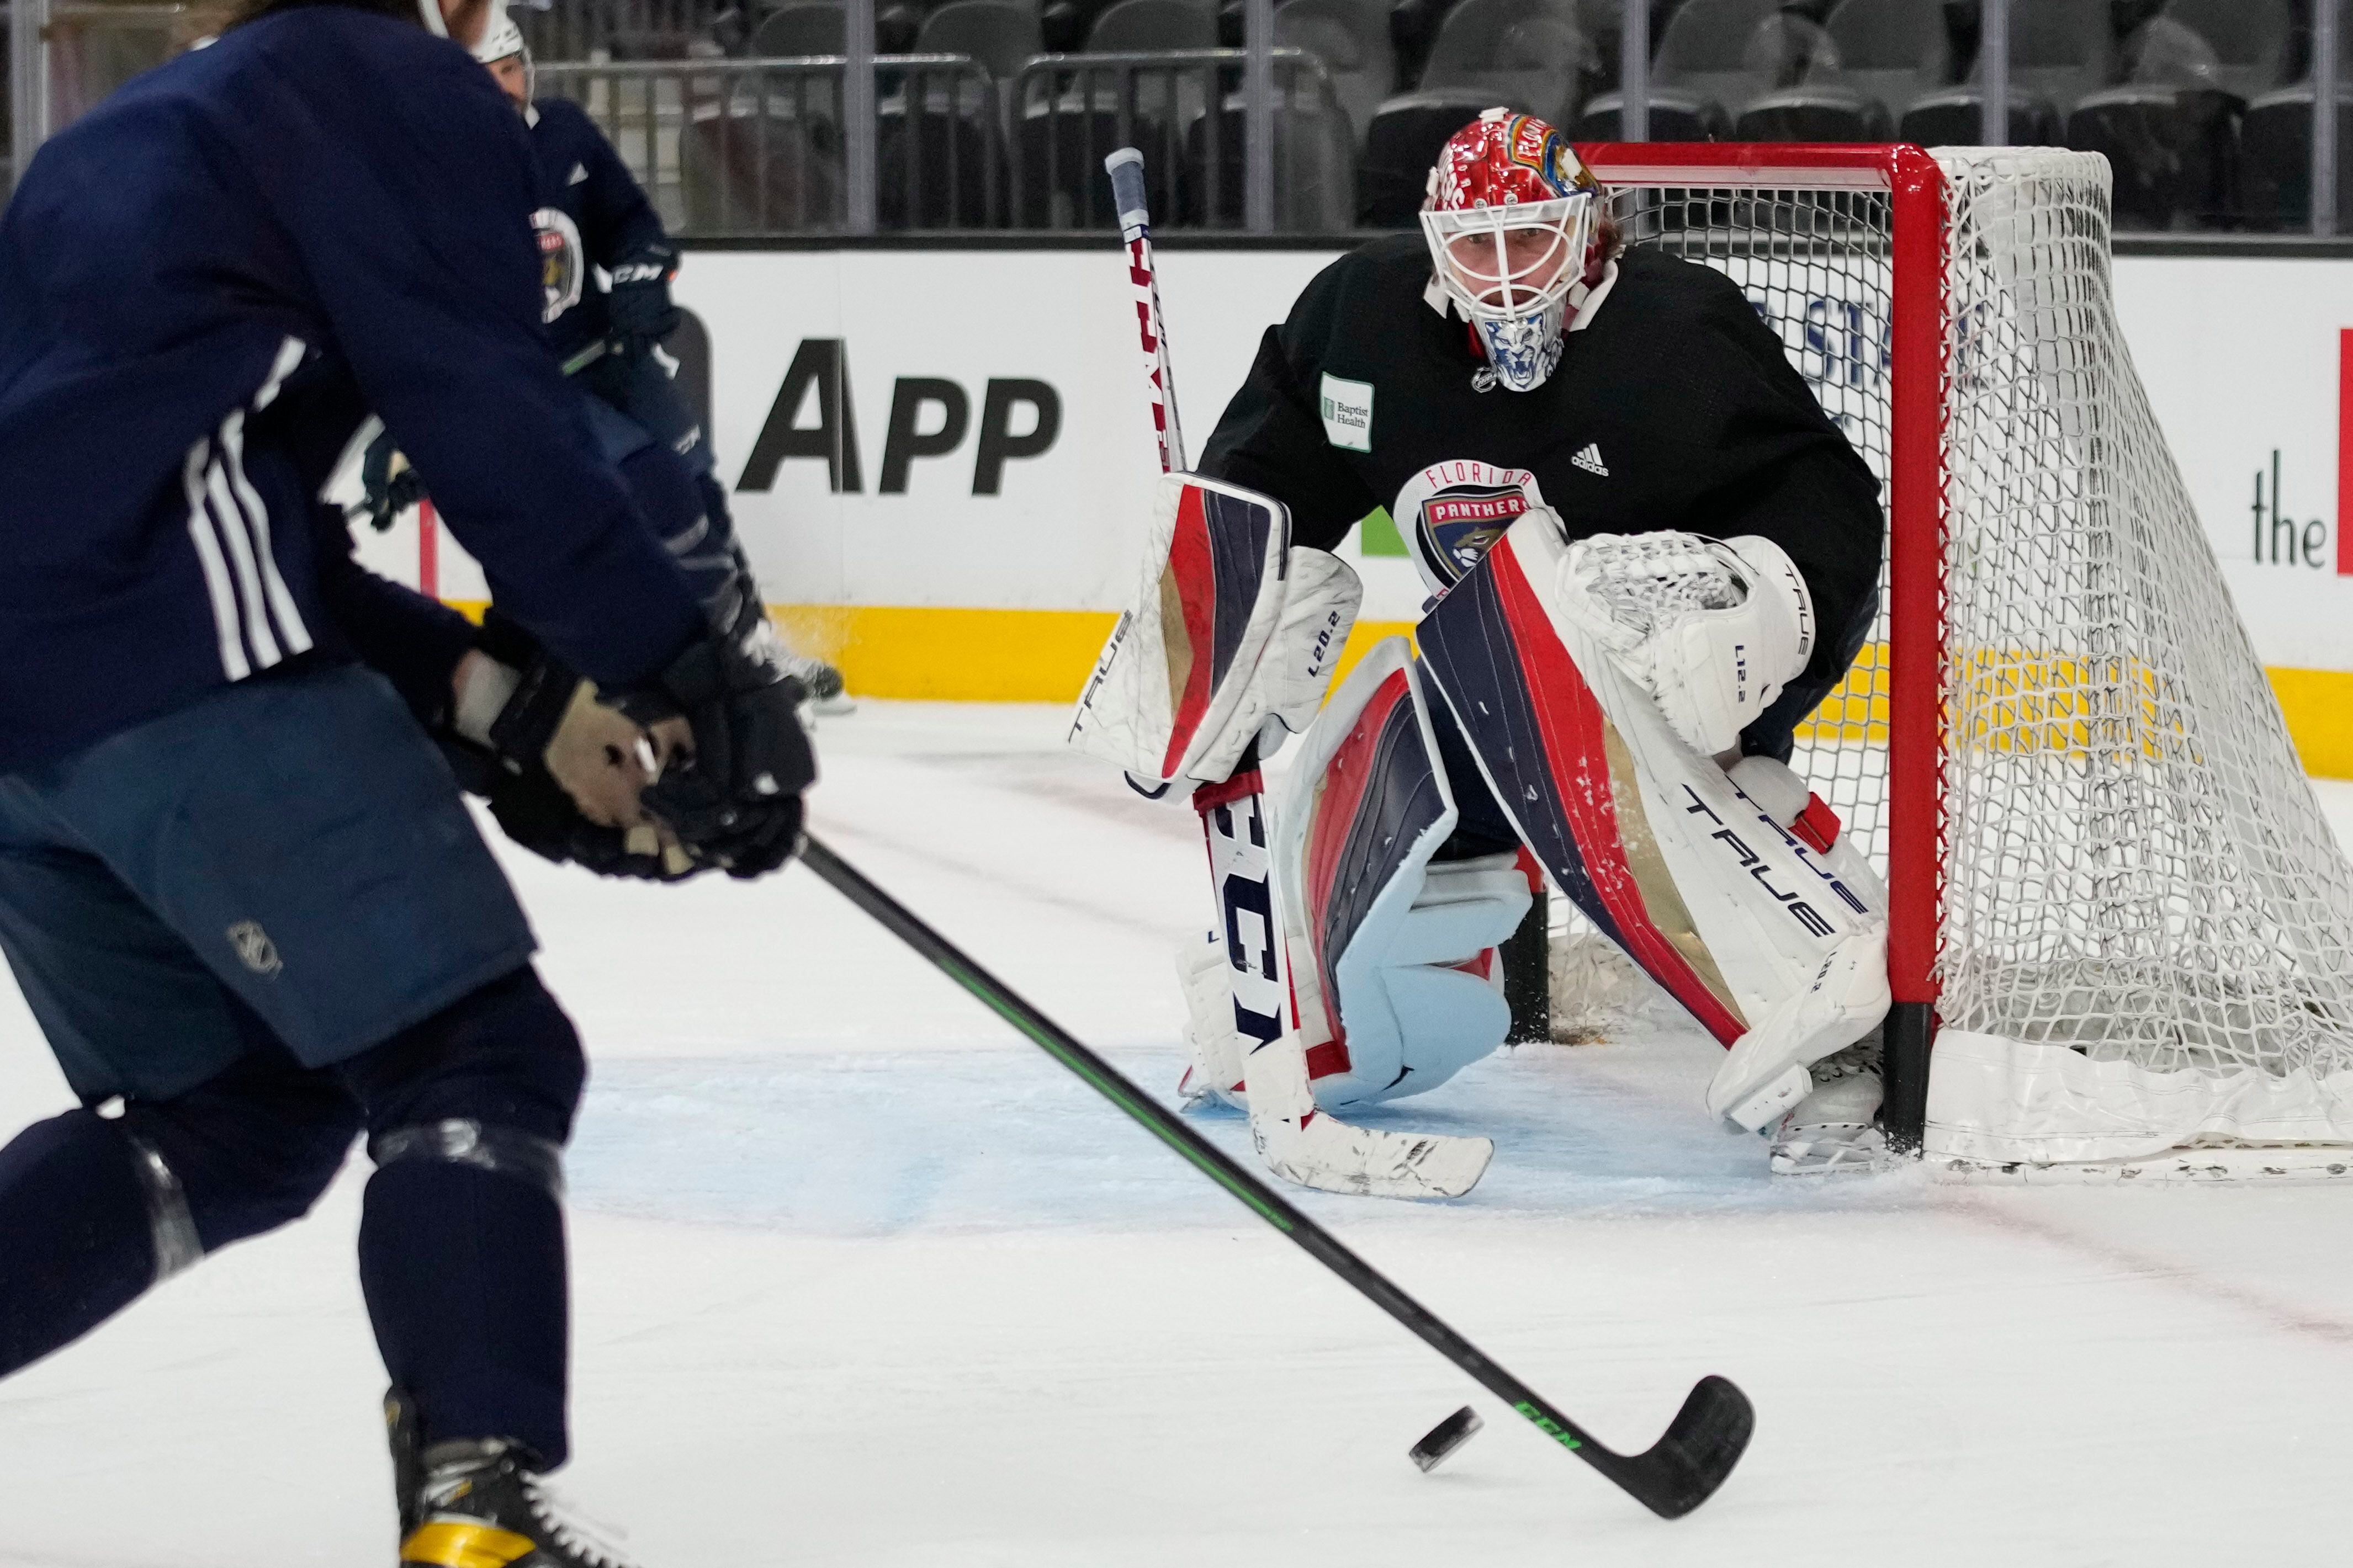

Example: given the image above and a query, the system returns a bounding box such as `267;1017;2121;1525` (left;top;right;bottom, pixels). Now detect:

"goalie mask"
1421;109;1602;394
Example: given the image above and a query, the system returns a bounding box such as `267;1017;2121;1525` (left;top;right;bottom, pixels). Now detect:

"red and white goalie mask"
1421;109;1602;394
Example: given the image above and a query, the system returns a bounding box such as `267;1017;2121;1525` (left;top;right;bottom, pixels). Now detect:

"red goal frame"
1573;143;1951;1150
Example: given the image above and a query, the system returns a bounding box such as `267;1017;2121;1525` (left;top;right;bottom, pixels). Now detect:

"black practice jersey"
1197;236;1883;685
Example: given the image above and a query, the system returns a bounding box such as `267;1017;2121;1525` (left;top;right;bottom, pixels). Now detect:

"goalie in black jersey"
1071;110;1892;1183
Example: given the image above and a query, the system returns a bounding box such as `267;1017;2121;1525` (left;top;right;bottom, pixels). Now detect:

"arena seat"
1274;0;1398;145
1578;0;1784;142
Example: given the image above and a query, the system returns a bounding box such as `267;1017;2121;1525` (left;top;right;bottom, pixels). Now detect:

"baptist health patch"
1319;373;1374;452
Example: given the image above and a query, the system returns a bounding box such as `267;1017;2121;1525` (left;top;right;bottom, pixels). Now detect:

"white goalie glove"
1067;473;1361;791
1559;530;1816;757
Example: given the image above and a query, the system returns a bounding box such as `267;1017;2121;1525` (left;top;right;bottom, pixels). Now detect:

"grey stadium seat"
1084;0;1215;49
1900;0;2110;146
918;0;1046;84
2158;0;2291;104
751;2;847;54
1579;0;1783;142
1273;0;1396;146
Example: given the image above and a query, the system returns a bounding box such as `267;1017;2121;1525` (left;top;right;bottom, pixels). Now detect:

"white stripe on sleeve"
219;410;314;656
203;458;283;669
251;336;307;412
182;440;252;681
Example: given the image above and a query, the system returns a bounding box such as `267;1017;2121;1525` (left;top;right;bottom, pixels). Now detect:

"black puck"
1408;1405;1483;1473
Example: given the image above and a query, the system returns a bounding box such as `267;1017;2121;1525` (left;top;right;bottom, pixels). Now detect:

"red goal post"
1575;143;1947;1150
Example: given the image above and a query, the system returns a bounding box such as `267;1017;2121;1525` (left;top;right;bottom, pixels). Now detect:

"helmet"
471;7;525;60
471;6;535;103
418;0;507;43
1420;109;1603;393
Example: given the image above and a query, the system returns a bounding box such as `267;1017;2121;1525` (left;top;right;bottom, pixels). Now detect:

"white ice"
4;703;2352;1566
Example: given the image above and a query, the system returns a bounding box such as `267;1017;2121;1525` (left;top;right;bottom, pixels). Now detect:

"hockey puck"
1408;1406;1482;1473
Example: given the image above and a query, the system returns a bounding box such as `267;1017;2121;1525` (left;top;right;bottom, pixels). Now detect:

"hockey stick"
1105;147;1492;1200
795;831;1756;1518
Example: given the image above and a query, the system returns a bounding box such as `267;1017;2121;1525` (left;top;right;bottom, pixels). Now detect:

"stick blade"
1408;1406;1482;1473
1616;1375;1756;1519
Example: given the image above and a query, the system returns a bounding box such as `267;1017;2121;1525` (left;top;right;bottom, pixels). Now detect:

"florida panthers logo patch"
1393;460;1548;596
532;208;585;326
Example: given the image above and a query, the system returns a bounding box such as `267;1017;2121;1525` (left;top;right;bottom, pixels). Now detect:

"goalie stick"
1105;147;1492;1201
796;832;1757;1518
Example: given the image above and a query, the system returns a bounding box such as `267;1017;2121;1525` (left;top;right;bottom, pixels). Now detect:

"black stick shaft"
796;832;1712;1511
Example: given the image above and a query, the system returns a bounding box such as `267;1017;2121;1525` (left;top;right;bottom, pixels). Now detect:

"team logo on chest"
1392;459;1549;595
532;208;585;326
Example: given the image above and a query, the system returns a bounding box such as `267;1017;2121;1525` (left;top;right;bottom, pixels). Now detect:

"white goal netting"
1559;147;2353;1169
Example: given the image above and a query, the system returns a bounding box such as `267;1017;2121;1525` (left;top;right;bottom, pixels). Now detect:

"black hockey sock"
358;1157;571;1468
0;1111;158;1377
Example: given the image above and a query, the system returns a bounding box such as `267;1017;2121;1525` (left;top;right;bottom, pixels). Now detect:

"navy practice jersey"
1197;237;1884;687
524;95;669;363
0;5;704;774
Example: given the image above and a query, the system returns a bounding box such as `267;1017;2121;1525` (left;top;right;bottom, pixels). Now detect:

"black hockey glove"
612;616;814;880
358;428;426;532
606;242;682;353
482;760;706;883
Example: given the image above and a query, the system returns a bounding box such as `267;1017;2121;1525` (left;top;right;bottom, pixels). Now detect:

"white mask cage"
1418;193;1598;327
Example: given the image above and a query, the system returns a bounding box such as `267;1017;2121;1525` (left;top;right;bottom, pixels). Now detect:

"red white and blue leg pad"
1417;512;1890;1131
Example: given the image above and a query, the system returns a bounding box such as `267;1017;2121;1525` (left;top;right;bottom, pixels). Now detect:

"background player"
476;10;852;715
0;0;809;1560
1072;110;1889;1181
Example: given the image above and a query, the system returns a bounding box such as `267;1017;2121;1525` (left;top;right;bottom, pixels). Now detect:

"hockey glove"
358;428;427;532
462;615;663;831
1560;530;1815;757
606;243;682;353
482;761;703;882
612;616;815;879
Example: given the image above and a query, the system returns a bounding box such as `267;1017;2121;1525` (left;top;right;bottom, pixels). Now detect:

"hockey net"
1552;144;2353;1176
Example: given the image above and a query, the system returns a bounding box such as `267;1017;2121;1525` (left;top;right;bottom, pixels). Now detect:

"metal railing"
7;0;2353;238
1011;48;1347;230
540;54;1001;234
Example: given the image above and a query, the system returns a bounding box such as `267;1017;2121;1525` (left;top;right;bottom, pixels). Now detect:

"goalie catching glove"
1559;530;1815;757
1067;472;1361;791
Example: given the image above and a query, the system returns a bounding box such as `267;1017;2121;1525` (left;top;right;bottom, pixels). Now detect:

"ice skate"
1767;1037;1890;1176
780;649;856;716
391;1392;643;1568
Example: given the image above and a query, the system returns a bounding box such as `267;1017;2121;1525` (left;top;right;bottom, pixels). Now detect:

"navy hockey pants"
0;663;587;1464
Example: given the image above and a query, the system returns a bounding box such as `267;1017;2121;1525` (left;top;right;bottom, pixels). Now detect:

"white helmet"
470;5;534;103
418;0;506;41
471;7;526;63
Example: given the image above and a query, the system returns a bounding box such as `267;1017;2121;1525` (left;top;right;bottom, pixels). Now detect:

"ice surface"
5;703;2353;1565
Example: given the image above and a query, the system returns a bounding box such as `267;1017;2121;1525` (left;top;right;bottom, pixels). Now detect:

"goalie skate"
1767;1037;1891;1176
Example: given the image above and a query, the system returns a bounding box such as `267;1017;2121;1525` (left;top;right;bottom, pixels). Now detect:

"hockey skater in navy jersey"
392;13;850;713
0;0;812;1557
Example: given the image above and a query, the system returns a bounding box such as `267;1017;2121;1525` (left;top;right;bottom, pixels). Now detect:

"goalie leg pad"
1270;637;1530;1112
1067;473;1360;791
1418;513;1889;1129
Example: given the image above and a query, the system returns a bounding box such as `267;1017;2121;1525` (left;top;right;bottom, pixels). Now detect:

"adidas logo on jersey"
568;162;590;185
1571;443;1609;477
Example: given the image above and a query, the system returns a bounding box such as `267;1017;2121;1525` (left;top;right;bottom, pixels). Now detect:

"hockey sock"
358;1155;571;1468
345;967;585;1468
0;1111;160;1376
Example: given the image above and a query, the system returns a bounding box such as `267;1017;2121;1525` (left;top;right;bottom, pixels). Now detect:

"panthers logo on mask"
532;208;585;326
1392;459;1549;597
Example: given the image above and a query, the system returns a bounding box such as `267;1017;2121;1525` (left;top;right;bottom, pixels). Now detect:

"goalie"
1070;111;1890;1185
